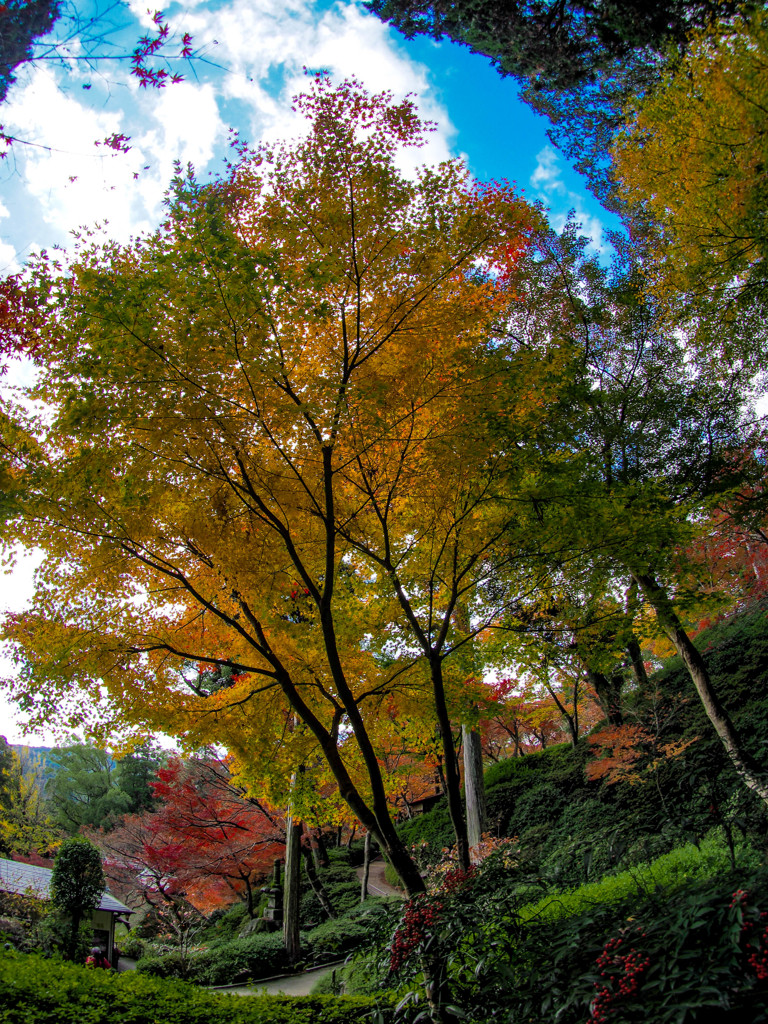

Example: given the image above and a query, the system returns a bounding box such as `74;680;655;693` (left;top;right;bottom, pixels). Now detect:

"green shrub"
520;834;759;925
383;862;400;888
307;918;369;960
0;949;392;1024
395;804;453;864
311;957;387;997
137;933;292;986
199;902;250;945
135;949;190;980
118;932;145;960
505;869;768;1024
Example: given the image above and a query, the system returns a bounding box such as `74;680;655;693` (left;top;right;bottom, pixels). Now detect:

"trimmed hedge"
0;951;391;1024
306;919;369;960
136;933;291;985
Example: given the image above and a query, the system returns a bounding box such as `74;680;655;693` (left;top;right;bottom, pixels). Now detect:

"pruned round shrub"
307;919;369;960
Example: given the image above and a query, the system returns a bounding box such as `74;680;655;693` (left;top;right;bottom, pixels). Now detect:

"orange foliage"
587;724;697;785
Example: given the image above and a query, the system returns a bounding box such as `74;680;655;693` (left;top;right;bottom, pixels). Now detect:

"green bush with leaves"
519;835;759;925
379;836;768;1023
118;931;145;960
137;933;292;986
197;902;251;946
307;918;370;960
0;949;392;1024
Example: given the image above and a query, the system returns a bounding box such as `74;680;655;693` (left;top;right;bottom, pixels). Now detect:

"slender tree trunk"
283;814;302;962
313;826;330;868
346;825;356;849
624;581;650;690
634;571;768;805
360;831;371;902
431;655;470;871
301;828;335;920
275;672;425;895
243;875;255;918
543;665;579;746
462;724;486;860
66;909;82;962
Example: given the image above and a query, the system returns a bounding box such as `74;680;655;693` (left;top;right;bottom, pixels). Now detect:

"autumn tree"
368;0;750;213
0;745;61;858
97;811;209;957
147;756;284;917
613;7;768;316
494;224;768;805
367;0;743;89
0;77;543;891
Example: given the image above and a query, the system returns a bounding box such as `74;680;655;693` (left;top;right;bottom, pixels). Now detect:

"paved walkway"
118;860;402;997
357;857;405;898
215;963;338;997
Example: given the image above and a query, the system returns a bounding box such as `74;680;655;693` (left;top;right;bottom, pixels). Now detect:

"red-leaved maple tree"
95;756;283;924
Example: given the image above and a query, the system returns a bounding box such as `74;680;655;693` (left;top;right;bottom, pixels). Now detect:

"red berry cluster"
730;889;748;910
732;889;768;981
589;933;650;1023
389;896;443;973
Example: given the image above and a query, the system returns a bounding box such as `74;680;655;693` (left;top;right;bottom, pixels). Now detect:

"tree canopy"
613;9;768;312
367;0;744;90
51;835;105;960
0;75;548;891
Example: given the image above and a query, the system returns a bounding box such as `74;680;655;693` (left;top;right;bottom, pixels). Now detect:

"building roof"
0;857;131;915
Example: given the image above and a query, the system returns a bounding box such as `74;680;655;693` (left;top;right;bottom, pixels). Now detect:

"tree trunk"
301;828;336;920
283;814;302;962
360;831;371;902
624;580;650;690
66;908;82;962
313;826;330;868
626;634;650;690
431;656;470;871
243;874;255;918
587;667;624;726
634;571;768;805
462;724;486;860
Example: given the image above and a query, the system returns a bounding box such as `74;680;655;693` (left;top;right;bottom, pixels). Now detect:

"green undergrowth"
0;950;392;1024
395;605;768;890
518;833;761;925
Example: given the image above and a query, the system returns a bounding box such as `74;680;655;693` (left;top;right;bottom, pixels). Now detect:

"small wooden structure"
0;857;131;964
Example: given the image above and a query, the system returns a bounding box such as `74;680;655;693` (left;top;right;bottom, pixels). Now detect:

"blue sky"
0;0;616;744
0;0;615;274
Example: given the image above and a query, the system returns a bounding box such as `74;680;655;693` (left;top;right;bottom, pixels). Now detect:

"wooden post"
462;724;486;861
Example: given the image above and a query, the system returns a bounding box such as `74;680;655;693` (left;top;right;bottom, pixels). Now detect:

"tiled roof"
0;857;131;915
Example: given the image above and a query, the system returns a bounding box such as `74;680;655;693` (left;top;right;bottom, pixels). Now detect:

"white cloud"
531;145;609;255
531;147;564;193
0;202;20;273
3;66;148;243
0;0;458;255
179;0;456;169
